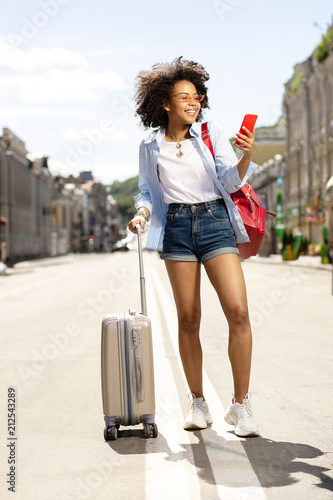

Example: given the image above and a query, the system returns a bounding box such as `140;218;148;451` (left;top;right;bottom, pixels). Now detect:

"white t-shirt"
158;136;220;204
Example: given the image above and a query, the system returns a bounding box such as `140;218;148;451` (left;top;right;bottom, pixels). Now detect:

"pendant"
176;142;183;158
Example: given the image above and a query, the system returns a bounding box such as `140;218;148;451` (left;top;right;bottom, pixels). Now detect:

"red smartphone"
235;114;258;146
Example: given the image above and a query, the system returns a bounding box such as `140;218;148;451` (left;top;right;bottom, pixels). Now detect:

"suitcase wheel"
151;423;158;438
104;426;118;441
143;423;158;439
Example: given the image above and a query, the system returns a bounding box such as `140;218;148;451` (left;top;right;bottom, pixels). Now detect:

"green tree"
109;176;139;217
314;26;333;63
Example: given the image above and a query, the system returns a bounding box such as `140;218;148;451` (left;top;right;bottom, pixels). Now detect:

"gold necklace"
169;132;184;158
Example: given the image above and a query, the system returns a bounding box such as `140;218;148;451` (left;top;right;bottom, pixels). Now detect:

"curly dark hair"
134;56;210;129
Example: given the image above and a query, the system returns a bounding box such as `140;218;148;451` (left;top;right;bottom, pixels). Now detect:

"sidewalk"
248;253;332;272
1;252;332;277
0;253;75;276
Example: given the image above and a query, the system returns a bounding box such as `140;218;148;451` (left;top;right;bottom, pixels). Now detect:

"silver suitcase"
101;225;157;441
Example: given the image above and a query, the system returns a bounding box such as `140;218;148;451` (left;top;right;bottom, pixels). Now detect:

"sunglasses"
171;93;205;103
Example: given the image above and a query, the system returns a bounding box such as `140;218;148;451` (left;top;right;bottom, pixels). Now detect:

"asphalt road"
0;250;332;500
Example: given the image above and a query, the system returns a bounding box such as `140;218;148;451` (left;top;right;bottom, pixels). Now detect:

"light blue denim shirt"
134;120;257;252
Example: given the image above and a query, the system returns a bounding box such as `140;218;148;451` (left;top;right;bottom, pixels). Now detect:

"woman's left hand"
233;126;255;159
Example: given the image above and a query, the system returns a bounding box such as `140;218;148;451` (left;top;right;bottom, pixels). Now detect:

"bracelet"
132;215;145;222
135;208;148;221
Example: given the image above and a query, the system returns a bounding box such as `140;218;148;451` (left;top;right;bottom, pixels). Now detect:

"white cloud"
0;39;141;186
0;38;127;104
61;126;127;142
0;43;87;73
93;163;139;184
0;106;95;119
48;158;78;177
47;159;138;184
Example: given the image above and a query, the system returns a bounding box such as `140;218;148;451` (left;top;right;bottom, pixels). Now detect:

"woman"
128;57;259;437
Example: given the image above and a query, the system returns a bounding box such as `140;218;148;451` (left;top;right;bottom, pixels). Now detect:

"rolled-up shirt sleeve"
212;122;257;193
134;141;153;217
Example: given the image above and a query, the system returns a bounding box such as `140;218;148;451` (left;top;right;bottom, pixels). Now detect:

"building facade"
249;154;285;256
0;129;53;264
0;129;120;264
283;48;333;244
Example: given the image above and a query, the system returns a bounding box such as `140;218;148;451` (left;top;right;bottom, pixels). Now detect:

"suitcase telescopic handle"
135;224;147;316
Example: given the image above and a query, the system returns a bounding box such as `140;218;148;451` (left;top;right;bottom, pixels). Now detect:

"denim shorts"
161;198;239;263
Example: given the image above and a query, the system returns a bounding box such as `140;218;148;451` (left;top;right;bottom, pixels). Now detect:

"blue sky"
0;0;332;183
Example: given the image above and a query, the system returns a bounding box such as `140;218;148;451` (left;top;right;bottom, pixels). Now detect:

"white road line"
201;374;266;499
145;264;202;500
150;262;266;500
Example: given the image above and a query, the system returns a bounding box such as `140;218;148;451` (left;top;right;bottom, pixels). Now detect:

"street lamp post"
274;154;284;253
0;148;2;261
295;141;303;232
5;149;14;266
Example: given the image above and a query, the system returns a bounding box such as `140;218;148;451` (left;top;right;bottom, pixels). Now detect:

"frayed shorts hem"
201;247;239;263
160;253;199;262
160;247;239;263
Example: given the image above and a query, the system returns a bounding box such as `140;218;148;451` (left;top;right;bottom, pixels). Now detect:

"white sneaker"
224;393;260;437
183;393;213;430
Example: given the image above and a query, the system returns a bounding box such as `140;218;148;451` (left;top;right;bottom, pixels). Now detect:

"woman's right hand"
128;215;146;234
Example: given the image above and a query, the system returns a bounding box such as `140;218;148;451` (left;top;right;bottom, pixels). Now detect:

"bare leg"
204;254;252;403
164;261;203;398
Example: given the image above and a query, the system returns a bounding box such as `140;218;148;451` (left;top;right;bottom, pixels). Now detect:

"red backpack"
201;122;275;259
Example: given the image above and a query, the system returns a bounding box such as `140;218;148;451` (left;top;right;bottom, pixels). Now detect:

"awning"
307;215;324;222
326;176;333;190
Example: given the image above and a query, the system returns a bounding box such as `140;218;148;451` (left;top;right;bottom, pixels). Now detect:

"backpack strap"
201;122;276;218
201;122;215;160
